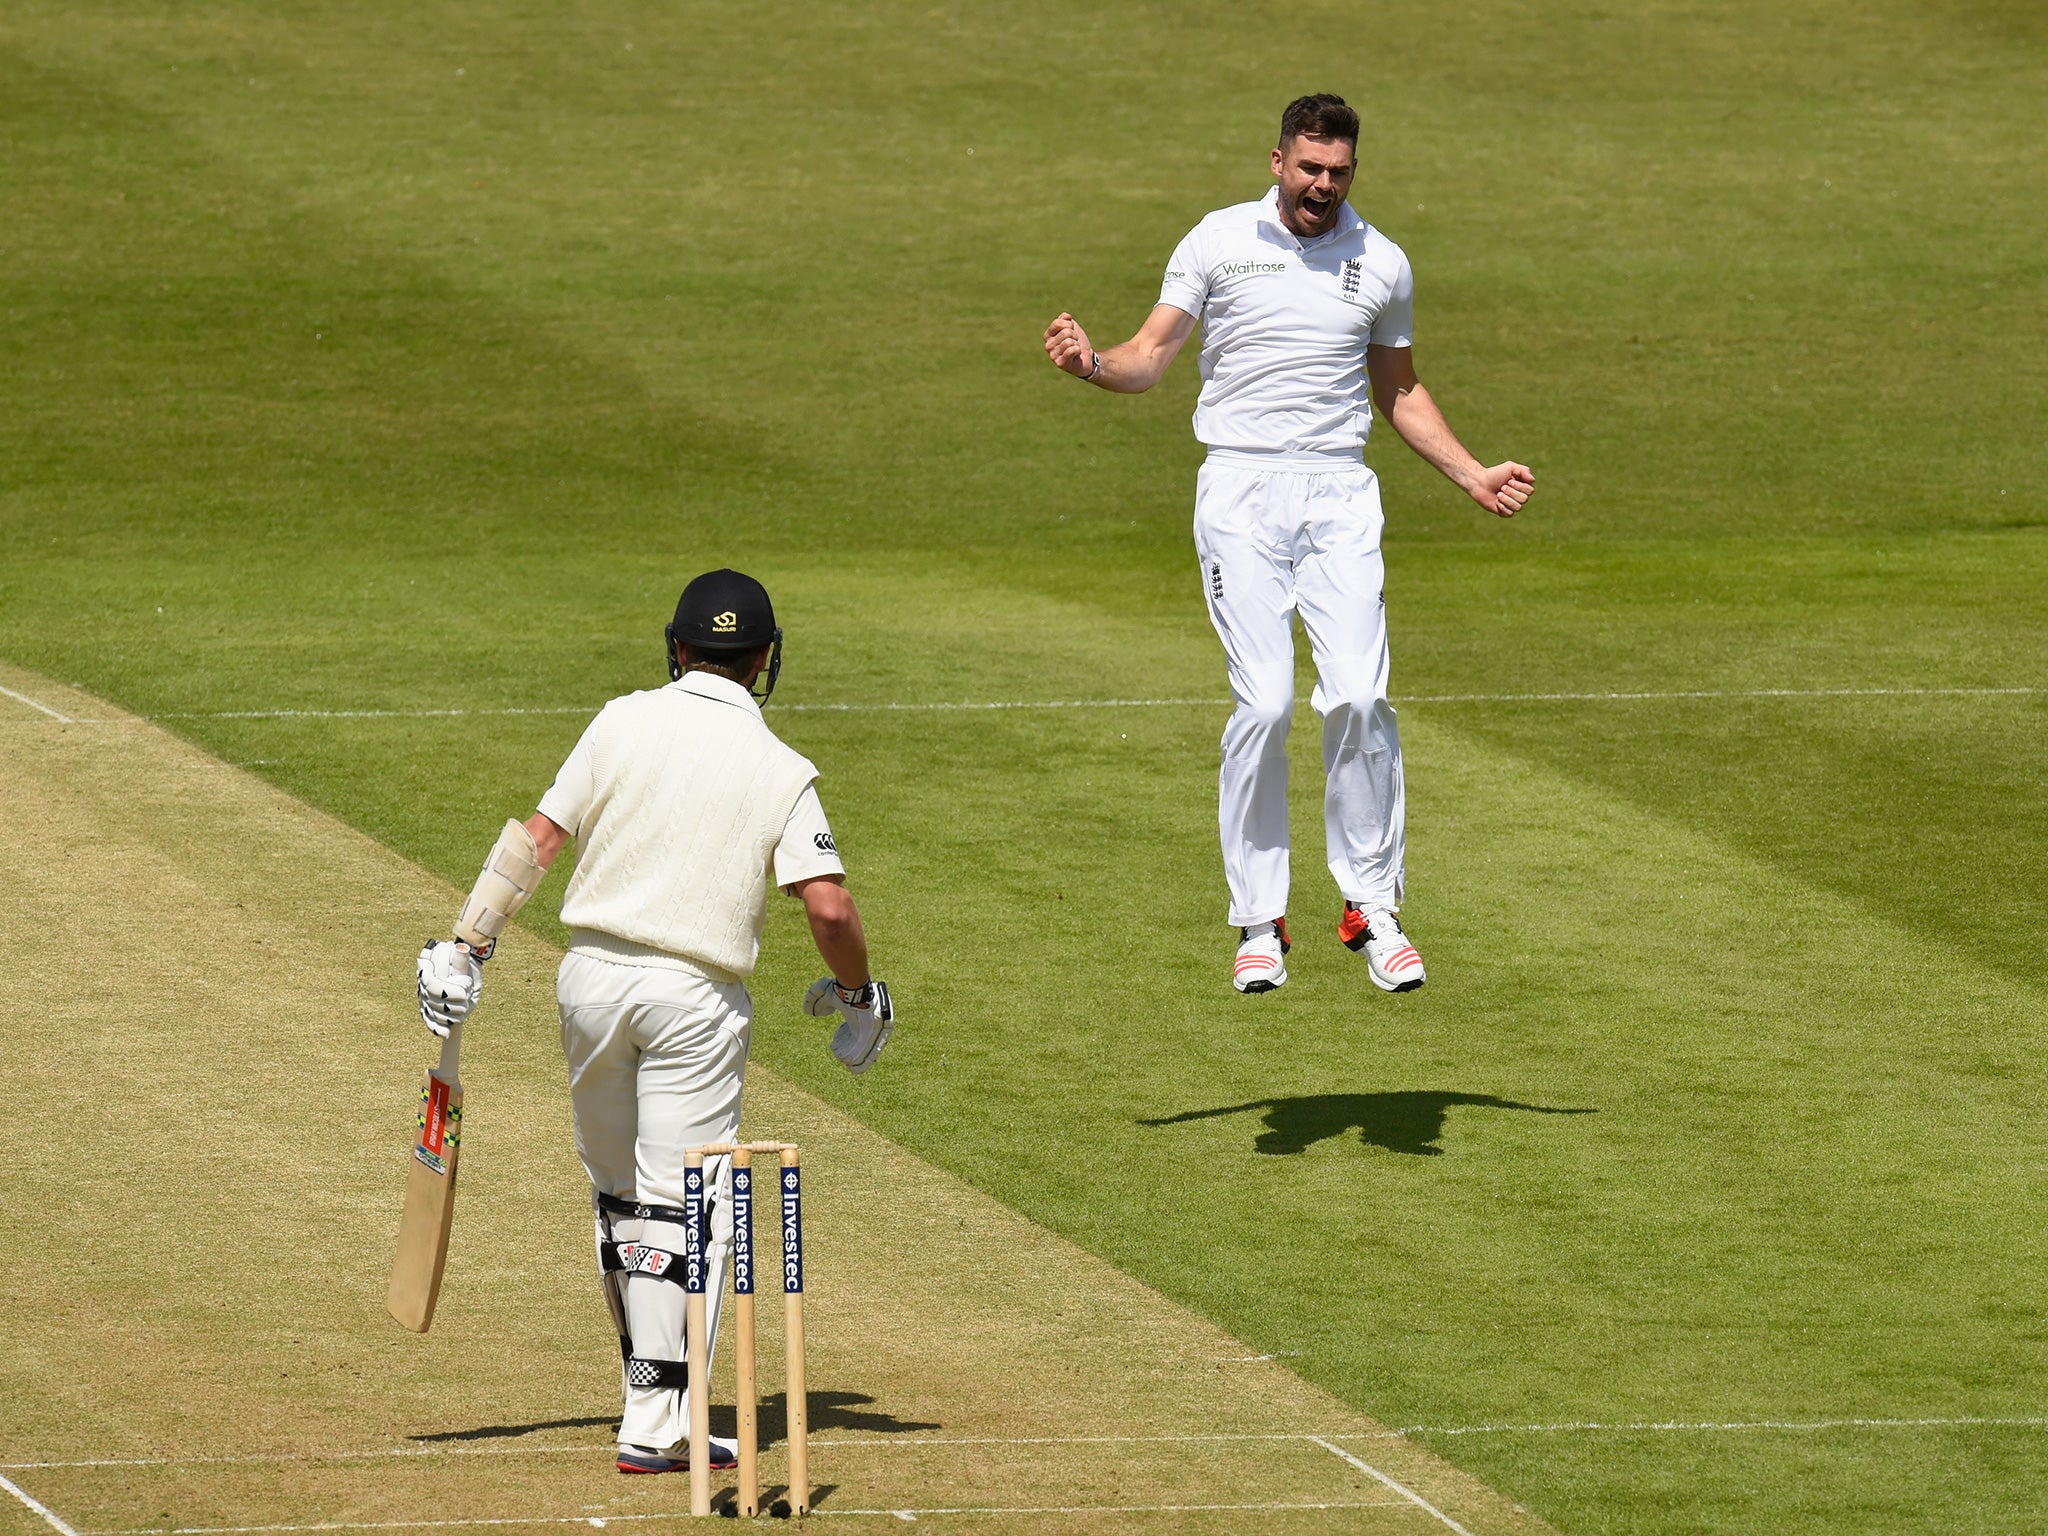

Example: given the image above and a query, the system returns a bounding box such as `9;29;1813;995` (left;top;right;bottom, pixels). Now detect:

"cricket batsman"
1044;93;1534;995
413;569;895;1473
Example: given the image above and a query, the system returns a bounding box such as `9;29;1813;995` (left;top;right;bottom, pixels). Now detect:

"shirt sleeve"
1369;250;1415;348
535;717;599;837
1157;224;1209;319
773;783;846;891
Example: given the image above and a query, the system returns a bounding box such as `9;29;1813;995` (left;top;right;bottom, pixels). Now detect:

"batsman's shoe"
1233;918;1290;994
1340;904;1425;992
616;1437;738;1475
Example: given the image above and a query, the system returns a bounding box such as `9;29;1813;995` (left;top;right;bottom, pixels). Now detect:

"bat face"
413;1074;461;1176
388;1031;464;1333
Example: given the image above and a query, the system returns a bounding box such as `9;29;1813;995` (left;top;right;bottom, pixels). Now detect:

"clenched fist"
1044;312;1096;378
1472;462;1535;518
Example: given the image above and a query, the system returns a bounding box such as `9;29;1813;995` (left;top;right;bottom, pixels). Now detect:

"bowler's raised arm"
1044;304;1197;394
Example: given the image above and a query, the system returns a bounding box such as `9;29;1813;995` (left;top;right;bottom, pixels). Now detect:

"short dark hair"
681;642;766;682
1279;93;1359;147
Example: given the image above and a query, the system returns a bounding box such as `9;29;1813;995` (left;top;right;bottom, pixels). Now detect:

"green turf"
3;0;2046;1530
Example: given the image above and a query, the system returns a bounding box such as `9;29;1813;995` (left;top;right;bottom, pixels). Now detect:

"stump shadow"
718;1483;840;1516
749;1389;941;1445
1141;1090;1595;1156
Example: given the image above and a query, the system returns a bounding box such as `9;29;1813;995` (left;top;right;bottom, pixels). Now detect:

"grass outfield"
2;1;2046;1532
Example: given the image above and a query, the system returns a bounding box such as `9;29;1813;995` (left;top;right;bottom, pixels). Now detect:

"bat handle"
436;1020;463;1087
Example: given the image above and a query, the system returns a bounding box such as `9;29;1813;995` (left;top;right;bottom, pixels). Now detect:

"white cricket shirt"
1159;187;1414;456
537;672;845;980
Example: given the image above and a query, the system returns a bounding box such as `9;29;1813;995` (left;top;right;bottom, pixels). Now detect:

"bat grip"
436;1020;463;1086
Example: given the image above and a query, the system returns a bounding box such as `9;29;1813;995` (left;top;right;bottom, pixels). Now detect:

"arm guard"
454;818;545;951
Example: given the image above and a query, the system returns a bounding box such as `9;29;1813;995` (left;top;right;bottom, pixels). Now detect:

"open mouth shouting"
1271;132;1356;240
1296;187;1338;230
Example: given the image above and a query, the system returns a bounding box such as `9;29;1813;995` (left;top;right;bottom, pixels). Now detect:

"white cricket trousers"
557;943;750;1451
1194;449;1405;926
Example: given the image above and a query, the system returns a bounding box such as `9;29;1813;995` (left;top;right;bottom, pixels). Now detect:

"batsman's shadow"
411;1415;612;1443
1141;1090;1594;1156
415;1393;937;1448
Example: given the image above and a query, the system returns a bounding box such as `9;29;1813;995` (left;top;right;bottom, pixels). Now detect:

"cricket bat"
387;1020;464;1332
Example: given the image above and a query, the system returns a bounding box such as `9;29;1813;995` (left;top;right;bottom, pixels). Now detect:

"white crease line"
1405;685;2041;704
84;1504;1412;1535
23;684;2042;728
123;699;1224;722
95;1518;666;1535
809;1500;1409;1519
1309;1438;1476;1536
1383;1413;2048;1437
0;683;77;723
0;1472;82;1536
2;1446;599;1471
3;1432;1353;1471
782;698;1225;714
809;1431;1323;1448
16;1415;2048;1475
140;705;594;721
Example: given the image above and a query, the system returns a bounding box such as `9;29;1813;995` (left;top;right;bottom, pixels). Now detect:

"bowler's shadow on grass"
1141;1091;1594;1156
413;1391;939;1447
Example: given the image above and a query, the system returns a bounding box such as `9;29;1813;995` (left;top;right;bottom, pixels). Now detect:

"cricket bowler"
414;569;895;1473
1044;93;1534;995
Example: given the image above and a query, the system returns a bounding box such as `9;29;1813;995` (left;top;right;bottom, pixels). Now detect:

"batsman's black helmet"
664;568;784;701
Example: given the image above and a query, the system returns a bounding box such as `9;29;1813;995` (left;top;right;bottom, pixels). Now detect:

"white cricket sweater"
538;673;830;979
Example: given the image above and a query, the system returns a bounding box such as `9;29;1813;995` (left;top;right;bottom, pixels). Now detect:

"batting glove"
803;977;895;1074
416;939;484;1038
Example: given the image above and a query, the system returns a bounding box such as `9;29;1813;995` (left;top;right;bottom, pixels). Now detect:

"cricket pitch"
0;666;1555;1535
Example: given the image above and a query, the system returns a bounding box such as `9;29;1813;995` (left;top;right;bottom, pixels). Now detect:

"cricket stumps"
684;1140;808;1519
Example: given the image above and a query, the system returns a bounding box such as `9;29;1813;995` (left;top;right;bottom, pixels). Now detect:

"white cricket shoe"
617;1436;738;1474
1233;918;1290;994
1340;904;1426;993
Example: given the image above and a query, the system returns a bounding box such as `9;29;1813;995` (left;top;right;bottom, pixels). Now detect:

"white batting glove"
803;977;895;1074
416;939;484;1038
